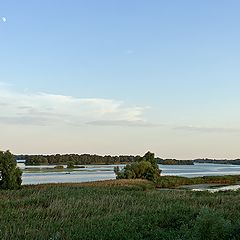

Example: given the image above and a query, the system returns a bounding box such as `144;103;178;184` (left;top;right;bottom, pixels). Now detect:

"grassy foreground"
1;179;240;240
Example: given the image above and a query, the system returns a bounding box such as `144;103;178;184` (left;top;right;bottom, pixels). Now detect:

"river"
17;162;240;185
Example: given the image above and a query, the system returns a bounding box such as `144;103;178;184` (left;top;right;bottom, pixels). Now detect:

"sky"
1;1;240;159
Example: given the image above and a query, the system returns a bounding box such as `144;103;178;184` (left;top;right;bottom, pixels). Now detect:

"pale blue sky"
1;1;240;158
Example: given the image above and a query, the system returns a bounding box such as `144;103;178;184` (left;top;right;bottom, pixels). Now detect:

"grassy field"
1;179;240;240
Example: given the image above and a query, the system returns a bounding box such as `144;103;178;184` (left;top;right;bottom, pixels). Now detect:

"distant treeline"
15;154;240;166
15;154;194;166
16;154;139;165
194;158;240;165
156;158;194;165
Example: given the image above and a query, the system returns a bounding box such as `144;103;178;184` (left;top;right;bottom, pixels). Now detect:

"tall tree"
0;150;22;190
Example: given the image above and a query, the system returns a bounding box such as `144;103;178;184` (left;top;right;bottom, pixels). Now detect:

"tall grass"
1;180;240;239
156;175;240;188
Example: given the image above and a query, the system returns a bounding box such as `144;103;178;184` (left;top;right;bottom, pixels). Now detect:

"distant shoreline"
15;154;240;165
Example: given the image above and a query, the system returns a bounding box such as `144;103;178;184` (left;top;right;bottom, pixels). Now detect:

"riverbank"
155;175;240;188
1;179;240;239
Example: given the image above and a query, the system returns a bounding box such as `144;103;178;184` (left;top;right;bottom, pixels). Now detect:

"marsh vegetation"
0;180;240;240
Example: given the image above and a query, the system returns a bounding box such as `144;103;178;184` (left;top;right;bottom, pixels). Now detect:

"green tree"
0;150;22;190
115;151;161;182
138;151;159;169
67;161;75;168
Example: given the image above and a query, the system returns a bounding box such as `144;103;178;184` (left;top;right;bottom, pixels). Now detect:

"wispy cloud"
0;116;49;126
0;84;150;127
87;120;159;127
174;125;240;133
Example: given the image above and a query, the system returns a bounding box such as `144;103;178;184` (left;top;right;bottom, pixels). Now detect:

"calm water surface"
17;162;240;185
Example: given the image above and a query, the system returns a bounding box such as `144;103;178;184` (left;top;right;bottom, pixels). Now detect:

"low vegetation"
156;175;240;188
0;181;240;240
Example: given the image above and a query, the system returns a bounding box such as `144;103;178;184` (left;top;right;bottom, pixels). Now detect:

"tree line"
16;154;240;166
194;158;240;165
17;154;140;165
15;154;196;165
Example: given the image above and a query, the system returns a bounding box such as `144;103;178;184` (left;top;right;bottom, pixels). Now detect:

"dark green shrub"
54;165;64;169
114;152;161;182
67;161;75;168
0;150;22;190
190;208;233;240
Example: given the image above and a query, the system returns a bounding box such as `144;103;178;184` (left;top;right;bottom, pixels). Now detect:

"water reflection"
22;171;116;185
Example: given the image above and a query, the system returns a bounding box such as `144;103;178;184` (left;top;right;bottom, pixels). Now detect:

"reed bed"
1;179;240;239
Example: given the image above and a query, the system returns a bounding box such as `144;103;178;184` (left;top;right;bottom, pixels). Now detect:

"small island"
15;153;196;166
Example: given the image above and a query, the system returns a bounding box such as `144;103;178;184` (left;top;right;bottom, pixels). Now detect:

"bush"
54;165;64;169
114;151;161;182
0;150;22;190
190;208;233;240
67;161;75;168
